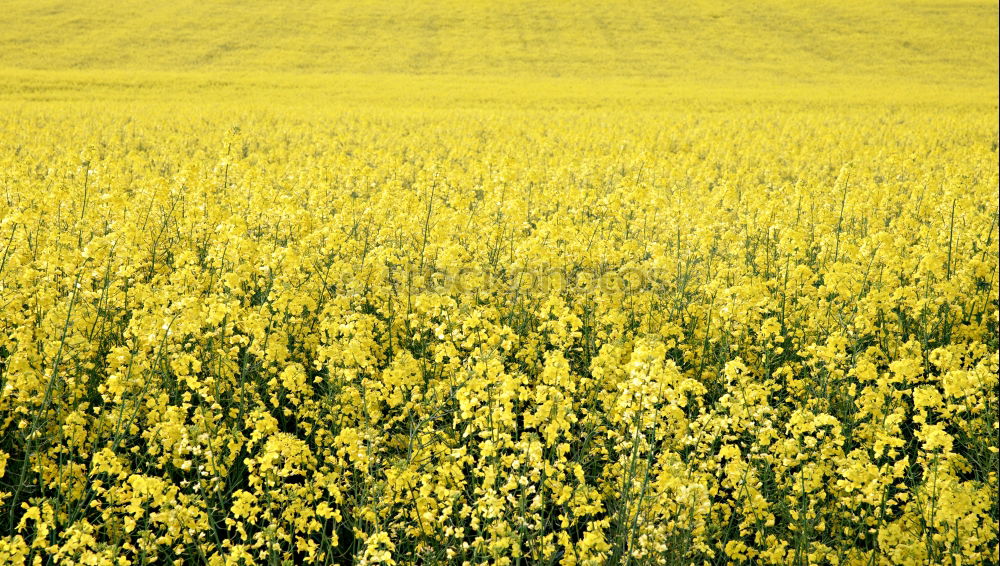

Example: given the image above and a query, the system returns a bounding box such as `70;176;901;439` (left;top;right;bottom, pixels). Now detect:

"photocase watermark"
329;263;683;297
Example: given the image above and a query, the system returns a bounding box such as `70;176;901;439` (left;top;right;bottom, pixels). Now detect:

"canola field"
1;2;998;565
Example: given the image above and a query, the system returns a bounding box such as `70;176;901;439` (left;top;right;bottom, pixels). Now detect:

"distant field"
1;0;997;104
0;2;997;565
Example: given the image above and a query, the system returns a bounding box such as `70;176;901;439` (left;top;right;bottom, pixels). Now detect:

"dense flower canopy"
1;104;996;565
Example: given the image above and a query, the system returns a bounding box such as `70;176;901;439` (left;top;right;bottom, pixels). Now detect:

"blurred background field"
0;0;996;107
